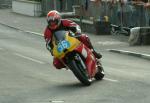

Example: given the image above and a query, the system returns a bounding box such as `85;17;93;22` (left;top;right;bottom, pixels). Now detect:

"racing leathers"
44;19;101;69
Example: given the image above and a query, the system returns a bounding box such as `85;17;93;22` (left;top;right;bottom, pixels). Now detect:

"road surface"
0;24;150;103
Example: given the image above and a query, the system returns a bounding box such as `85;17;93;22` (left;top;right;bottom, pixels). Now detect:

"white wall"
12;0;42;16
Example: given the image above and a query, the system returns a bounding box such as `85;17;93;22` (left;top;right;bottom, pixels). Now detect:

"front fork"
74;54;86;70
61;52;86;70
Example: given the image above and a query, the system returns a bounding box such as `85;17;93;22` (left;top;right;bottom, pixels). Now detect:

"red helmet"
47;10;61;30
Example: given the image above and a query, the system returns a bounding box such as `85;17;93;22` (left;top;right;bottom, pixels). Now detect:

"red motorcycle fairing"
74;43;97;78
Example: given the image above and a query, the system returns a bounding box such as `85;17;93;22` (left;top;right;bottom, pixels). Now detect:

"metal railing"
38;0;150;28
88;1;149;27
41;0;81;15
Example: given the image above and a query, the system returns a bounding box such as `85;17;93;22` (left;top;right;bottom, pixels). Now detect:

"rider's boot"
91;49;102;59
87;39;102;59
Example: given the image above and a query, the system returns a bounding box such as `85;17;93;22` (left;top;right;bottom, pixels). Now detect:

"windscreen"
53;30;67;43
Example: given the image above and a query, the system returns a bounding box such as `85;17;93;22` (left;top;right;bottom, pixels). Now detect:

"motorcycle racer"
44;10;102;69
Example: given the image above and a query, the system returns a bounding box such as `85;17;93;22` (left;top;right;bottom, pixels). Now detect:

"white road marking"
103;78;119;82
14;53;45;64
96;41;124;45
26;31;42;36
50;100;64;103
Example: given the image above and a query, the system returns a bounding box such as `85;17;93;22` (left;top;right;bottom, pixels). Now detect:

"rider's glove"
69;25;81;34
46;40;51;50
76;25;81;34
46;40;53;56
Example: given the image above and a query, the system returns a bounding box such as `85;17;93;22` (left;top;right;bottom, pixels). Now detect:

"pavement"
0;9;150;60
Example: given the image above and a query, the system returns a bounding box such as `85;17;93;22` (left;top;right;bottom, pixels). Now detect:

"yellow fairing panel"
52;34;81;58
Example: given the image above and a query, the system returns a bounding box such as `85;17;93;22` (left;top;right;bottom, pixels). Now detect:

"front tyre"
68;53;91;86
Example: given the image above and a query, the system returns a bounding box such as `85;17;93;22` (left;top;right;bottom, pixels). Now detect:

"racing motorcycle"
51;30;104;86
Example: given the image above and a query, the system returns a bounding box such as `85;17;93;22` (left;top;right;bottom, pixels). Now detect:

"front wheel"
68;53;92;86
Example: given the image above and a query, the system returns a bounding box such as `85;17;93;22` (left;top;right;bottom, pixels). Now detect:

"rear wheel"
94;61;105;80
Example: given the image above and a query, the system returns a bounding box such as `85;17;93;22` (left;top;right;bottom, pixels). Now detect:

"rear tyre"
94;61;105;80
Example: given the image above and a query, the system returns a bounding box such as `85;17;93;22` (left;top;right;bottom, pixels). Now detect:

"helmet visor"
48;19;59;27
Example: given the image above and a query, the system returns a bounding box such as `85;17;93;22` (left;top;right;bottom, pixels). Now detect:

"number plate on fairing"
57;40;70;53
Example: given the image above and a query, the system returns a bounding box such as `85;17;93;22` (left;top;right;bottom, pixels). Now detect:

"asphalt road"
0;25;150;103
